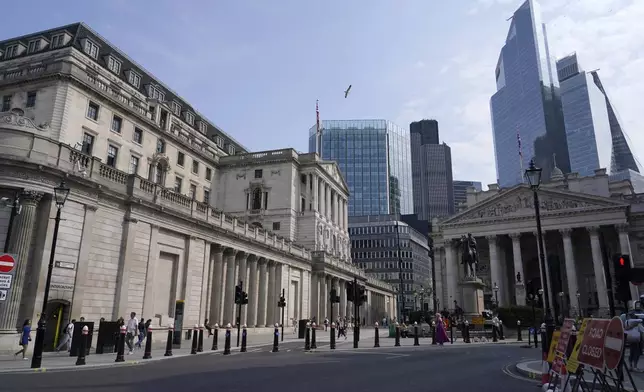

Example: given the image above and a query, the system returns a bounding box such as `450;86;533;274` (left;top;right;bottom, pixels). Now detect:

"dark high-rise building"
410;120;454;221
453;180;483;209
308;119;413;216
490;0;570;187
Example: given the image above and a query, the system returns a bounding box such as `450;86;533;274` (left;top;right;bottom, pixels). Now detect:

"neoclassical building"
0;23;394;351
431;168;644;319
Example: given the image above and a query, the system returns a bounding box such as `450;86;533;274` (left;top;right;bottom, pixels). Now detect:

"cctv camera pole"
3;189;23;253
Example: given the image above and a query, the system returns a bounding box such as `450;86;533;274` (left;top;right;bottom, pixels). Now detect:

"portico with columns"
431;182;644;319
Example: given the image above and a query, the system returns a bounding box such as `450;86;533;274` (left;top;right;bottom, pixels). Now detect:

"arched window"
155;162;165;185
252;188;262;210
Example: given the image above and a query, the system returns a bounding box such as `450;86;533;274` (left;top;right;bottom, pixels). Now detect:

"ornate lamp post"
525;160;554;332
32;180;70;369
575;291;582;318
493;282;500;309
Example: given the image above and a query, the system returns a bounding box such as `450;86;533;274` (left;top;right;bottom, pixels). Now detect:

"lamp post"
558;291;565;321
31;180;70;369
576;291;582;318
493;282;500;310
524;160;554;332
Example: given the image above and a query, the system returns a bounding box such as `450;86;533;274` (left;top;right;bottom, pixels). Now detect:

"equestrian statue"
458;233;479;279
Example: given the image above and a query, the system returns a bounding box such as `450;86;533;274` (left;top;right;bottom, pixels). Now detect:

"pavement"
0;337;536;392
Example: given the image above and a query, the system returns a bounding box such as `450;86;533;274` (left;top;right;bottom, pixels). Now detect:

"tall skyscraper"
309;119;413;217
453;180;483;208
490;0;570;187
410;120;454;221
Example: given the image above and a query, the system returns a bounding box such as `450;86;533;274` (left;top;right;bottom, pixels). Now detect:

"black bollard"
311;322;317;349
431;322;437;345
464;322;471;343
330;323;336;350
499;321;505;340
115;325;126;363
197;325;204;352
414;322;420;346
241;325;247;352
76;326;88;366
164;324;174;356
450;321;454;344
534;327;539;348
211;324;219;351
272;324;279;352
223;324;231;355
395;323;401;347
374;323;380;348
492;323;498;342
304;323;311;351
517;321;523;341
190;325;199;354
143;327;152;359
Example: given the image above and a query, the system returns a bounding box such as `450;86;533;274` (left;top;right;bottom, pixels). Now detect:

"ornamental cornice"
0;109;50;132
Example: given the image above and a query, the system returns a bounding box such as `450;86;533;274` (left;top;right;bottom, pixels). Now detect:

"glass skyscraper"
490;0;570;187
308;119;413;217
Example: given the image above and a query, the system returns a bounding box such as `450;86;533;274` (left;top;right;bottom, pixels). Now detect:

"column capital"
235;250;249;261
85;204;98;212
616;223;630;233
559;228;573;237
587;226;600;236
212;244;225;254
257;257;267;265
246;254;257;263
509;232;521;240
223;247;238;257
21;190;43;205
485;235;497;241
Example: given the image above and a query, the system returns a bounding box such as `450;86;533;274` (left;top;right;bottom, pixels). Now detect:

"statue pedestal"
459;278;485;317
515;283;526;306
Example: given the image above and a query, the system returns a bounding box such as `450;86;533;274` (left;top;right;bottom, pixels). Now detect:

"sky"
2;0;642;188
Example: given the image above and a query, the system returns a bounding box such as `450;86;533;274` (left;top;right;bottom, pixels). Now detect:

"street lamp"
558;291;565;321
525;160;554;329
32;180;70;369
493;282;500;309
576;291;582;318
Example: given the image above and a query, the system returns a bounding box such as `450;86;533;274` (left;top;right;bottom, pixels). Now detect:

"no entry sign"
0;254;15;273
604;317;625;370
577;319;610;370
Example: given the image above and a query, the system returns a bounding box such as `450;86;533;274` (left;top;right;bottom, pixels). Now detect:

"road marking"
502;364;540;384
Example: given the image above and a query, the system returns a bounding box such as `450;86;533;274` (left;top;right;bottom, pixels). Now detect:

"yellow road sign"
566;319;589;374
547;331;561;363
471;317;485;325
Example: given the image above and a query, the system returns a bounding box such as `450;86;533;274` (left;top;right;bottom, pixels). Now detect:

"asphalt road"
0;341;540;392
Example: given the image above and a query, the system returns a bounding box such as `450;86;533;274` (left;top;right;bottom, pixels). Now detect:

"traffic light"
235;284;242;304
614;254;631;304
346;281;355;302
241;291;248;305
277;295;286;308
330;288;340;304
358;285;367;305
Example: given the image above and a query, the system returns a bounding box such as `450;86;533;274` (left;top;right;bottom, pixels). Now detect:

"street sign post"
604;317;625;371
0;254;15;273
577;319;610;370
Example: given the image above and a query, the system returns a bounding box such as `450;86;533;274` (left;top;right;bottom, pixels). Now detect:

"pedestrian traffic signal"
241;291;248;305
614;254;631;304
277;295;286;308
235;284;242;304
346;282;355;302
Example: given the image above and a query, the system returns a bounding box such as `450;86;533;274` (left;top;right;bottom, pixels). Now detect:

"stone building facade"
0;23;395;351
430;168;644;319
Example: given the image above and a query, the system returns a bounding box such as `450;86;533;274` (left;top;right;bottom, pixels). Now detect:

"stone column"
559;229;580;316
588;227;610;313
312;175;319;212
309;272;318;320
246;256;258;327
444;240;458;311
209;245;225;325
330;277;338;320
487;235;504;306
339;279;347;320
237;252;249;325
319;181;325;217
319;274;328;321
266;261;276;326
326;185;332;221
617;224;639;302
509;233;526;305
257;258;268;326
0;191;42;332
223;248;238;325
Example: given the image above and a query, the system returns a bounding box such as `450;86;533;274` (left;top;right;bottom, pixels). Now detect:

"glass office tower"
490;0;570;187
308;119;413;217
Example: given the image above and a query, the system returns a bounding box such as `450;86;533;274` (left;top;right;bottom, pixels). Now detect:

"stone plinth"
459;278;485;316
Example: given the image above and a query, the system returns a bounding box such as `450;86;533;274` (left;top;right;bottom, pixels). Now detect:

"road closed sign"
604;317;625;370
577;319;610;370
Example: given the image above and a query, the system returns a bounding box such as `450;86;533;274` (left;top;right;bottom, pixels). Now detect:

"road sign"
577;318;610;370
547;331;561;363
567;318;589;374
552;353;567;376
0;274;11;289
556;318;575;355
604;317;625;370
471;316;485;325
0;289;6;301
0;254;15;273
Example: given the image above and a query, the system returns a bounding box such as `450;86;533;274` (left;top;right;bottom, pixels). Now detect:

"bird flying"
344;85;352;98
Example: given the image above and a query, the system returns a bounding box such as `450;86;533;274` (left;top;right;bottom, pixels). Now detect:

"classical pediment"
320;162;349;194
441;185;627;225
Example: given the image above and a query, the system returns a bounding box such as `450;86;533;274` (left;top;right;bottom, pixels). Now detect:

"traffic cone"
541;350;550;386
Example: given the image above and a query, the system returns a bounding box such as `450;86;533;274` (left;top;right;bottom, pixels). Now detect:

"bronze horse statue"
458;234;478;278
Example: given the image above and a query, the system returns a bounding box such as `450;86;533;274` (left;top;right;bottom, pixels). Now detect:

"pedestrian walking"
55;319;75;352
435;313;449;345
205;318;212;336
126;312;139;355
135;317;146;348
14;319;32;360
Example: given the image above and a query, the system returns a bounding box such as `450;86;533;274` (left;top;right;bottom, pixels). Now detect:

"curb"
514;360;542;380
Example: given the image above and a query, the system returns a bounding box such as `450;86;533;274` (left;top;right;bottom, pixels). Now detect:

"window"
189;184;197;200
251;188;262;210
171;102;181;116
87;101;99;121
133;128;143;144
185;112;194;125
148;85;165;101
2;95;12;112
198;121;207;134
177;151;185;166
228;145;235;155
51;34;65;49
152;140;165;154
154;163;165;185
192;160;199;174
83;39;99;59
214;136;224;148
205;167;212;181
129;155;139;174
111;115;122;133
203;189;210;204
26;91;36;108
107;56;121;74
27;40;41;53
106;145;118;167
174;177;182;193
254;169;263;179
5;45;19;59
81;133;94;155
127;70;141;88
273;222;281;231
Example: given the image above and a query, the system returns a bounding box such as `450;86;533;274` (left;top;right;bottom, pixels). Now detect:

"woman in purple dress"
435;314;449;345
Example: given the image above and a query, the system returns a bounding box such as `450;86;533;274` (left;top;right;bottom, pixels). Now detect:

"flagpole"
517;131;524;183
316;100;323;156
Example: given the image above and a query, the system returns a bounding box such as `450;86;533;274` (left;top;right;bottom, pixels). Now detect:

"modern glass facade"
308;119;413;217
490;0;570;187
453;180;483;208
556;53;612;177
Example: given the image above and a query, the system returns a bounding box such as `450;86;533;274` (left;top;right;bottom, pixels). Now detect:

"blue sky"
3;0;642;187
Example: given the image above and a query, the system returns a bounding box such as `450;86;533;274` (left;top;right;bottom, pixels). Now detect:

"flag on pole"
316;100;320;135
517;130;525;182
